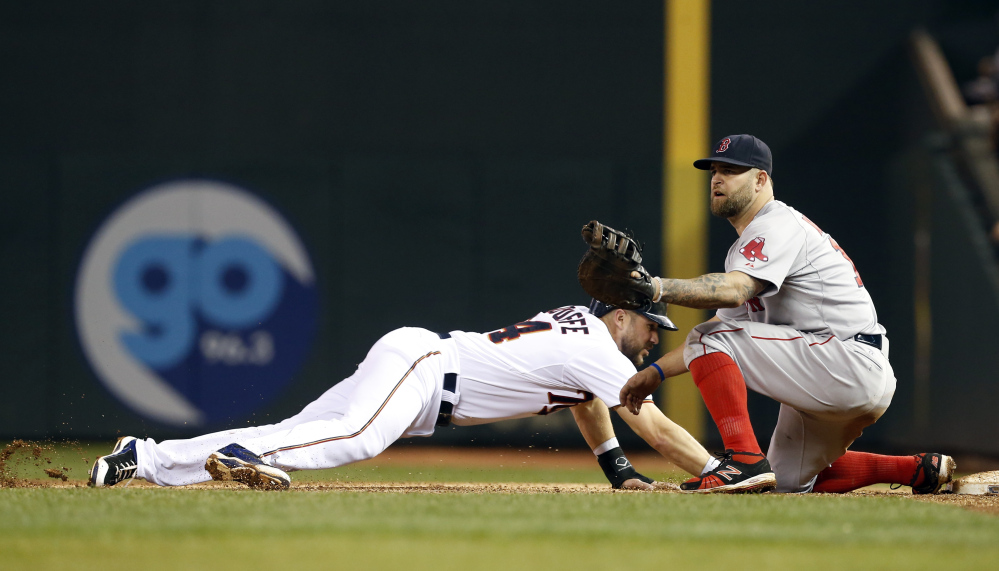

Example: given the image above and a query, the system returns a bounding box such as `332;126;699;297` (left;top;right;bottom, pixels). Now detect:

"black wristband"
596;446;651;489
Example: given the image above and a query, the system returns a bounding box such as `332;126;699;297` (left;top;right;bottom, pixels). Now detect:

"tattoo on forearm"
659;273;760;309
739;279;758;303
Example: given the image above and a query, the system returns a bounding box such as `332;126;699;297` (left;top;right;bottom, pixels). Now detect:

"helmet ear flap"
588;298;614;317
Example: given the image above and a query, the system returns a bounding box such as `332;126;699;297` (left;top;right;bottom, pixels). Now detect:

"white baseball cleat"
205;443;290;491
89;436;138;487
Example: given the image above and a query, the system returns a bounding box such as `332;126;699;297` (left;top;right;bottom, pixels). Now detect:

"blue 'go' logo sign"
75;180;318;427
115;236;283;369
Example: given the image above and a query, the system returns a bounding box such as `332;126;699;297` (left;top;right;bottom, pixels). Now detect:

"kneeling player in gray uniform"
91;300;719;491
621;134;955;494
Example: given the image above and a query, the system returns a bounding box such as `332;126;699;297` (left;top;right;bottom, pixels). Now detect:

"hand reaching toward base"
618;478;679;491
618;478;654;490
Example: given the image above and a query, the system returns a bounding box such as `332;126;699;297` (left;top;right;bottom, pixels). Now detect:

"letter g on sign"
113;235;284;370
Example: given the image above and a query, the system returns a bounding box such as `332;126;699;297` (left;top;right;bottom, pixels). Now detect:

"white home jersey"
133;306;648;486
716;200;883;339
447;305;639;425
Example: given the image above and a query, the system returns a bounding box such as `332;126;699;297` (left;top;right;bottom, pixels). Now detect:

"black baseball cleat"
681;450;777;494
910;453;956;495
205;443;290;491
89;436;138;488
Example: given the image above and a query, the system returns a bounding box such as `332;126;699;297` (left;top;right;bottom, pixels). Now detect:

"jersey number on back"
802;215;864;287
488;321;553;344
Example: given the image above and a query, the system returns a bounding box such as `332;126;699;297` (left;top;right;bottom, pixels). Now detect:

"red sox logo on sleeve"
716;138;731;152
739;237;768;262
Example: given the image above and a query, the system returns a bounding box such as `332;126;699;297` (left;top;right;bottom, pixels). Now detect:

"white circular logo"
74;180;319;427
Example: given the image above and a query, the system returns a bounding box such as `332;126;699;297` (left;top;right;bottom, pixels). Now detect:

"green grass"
2;487;996;570
2;442;997;570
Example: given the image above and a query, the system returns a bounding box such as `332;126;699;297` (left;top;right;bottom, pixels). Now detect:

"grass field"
2;441;997;570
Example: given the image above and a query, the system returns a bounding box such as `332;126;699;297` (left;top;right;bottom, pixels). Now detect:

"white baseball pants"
134;328;457;486
683;319;896;493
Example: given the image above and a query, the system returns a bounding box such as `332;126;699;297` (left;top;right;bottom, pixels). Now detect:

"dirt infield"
3;442;998;514
357;444;684;471
13;478;999;515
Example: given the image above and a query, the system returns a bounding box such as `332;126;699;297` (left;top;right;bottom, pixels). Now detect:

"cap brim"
639;311;677;331
693;157;758;171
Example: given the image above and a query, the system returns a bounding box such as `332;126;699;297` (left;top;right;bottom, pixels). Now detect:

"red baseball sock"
813;451;919;493
688;352;762;462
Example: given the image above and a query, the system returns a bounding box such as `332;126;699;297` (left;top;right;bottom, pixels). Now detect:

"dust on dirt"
1;440;53;488
0;439;84;488
44;468;69;482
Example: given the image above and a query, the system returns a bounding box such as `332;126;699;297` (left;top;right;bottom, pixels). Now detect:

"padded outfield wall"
1;1;996;455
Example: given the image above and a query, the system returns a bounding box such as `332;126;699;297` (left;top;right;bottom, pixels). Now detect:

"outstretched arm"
642;270;767;309
614;402;710;477
571;399;654;490
570;397;617;450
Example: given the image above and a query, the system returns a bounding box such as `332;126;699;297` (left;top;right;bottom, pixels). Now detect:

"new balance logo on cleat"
716;466;743;481
89;436;139;488
681;450;777;494
205;443;291;491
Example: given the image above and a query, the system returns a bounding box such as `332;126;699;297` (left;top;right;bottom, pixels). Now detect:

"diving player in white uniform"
621;134;955;494
91;301;717;491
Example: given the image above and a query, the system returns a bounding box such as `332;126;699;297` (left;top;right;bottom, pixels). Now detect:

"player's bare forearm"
654;344;688;378
658;271;765;309
570;398;616;450
615;403;710;476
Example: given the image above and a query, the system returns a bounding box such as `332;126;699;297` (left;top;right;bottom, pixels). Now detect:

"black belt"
436;332;457;427
853;333;882;350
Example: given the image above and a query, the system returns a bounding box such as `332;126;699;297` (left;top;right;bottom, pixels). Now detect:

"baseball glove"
577;220;657;310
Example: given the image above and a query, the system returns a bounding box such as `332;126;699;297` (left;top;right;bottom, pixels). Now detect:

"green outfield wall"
1;1;996;455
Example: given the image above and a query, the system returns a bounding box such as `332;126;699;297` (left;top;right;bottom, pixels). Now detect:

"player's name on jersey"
547;306;591;334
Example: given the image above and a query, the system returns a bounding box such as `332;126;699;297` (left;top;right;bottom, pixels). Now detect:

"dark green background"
1;1;997;455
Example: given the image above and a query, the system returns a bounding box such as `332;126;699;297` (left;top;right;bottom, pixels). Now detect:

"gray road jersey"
716;200;883;339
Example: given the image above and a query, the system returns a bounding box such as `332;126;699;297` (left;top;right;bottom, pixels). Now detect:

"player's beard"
621;335;653;367
711;177;755;218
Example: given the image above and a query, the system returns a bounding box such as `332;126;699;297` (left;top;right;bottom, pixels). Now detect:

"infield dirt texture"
2;441;998;570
